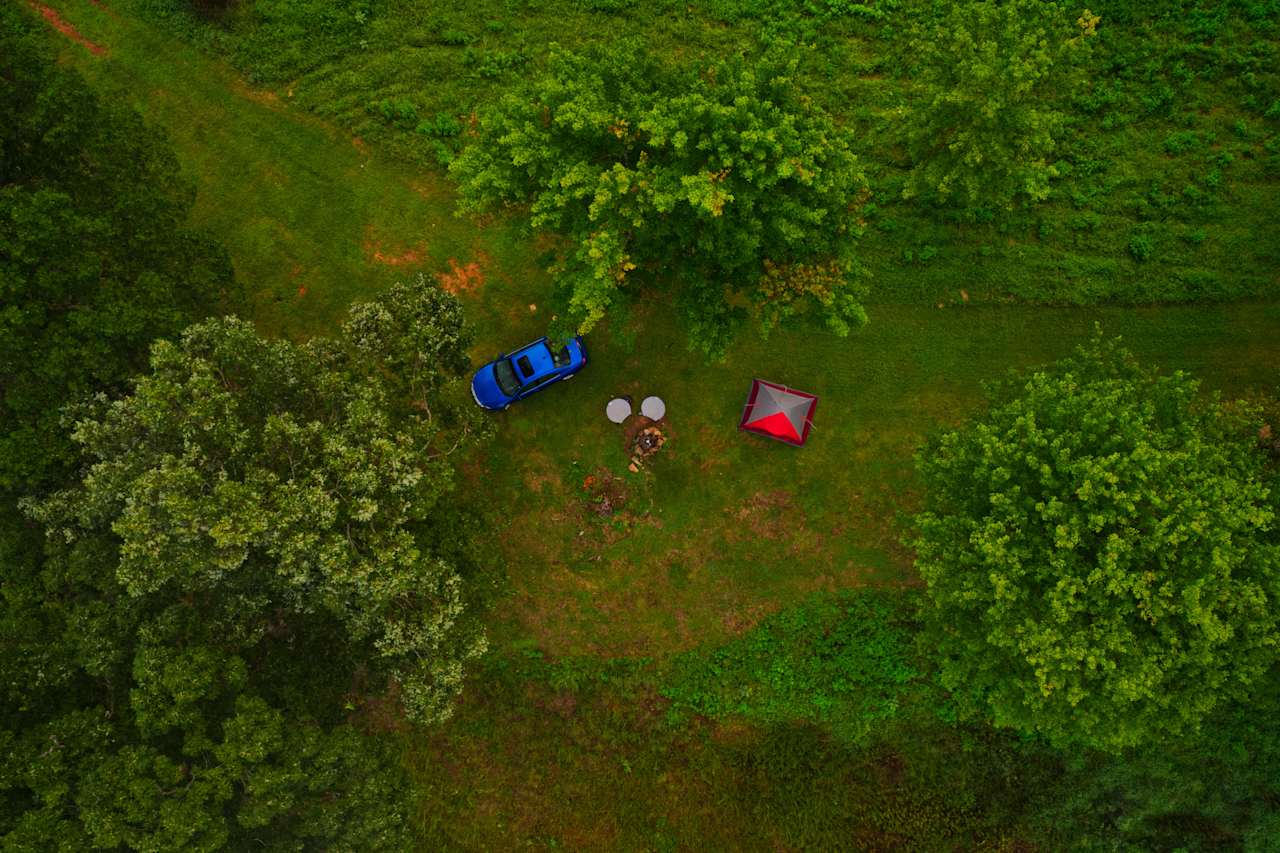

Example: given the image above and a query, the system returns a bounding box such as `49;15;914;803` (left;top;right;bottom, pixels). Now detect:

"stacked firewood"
627;426;666;472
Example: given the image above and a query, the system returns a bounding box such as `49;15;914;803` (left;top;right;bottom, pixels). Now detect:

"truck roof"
510;339;554;382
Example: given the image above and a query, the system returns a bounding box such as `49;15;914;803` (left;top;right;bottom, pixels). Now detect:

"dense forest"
3;0;1278;849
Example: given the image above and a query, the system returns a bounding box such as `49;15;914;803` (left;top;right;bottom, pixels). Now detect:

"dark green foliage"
0;6;234;497
912;334;1280;750
462;46;529;78
235;0;374;83
377;95;420;128
721;721;1050;850
1028;666;1280;851
2;279;487;849
662;591;922;742
1;698;414;851
1128;230;1154;260
450;42;869;358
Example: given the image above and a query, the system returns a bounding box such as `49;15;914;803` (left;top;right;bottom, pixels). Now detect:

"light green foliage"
901;0;1097;210
30;276;489;723
3;277;485;849
450;43;868;358
661;591;922;743
912;334;1280;749
0;5;233;496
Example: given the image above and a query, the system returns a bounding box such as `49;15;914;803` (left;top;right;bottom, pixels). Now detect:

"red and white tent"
738;379;818;447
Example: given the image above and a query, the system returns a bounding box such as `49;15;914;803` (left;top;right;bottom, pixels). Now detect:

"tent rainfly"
738;379;818;447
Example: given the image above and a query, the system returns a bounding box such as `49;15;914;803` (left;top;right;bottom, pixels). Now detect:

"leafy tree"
0;5;234;497
900;0;1099;211
1028;665;1280;851
911;334;1280;750
3;278;488;848
450;43;869;359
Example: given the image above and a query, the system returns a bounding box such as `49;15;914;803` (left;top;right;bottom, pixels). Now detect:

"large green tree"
900;0;1098;211
1028;664;1280;850
450;43;868;359
3;278;489;849
911;335;1280;750
0;5;234;496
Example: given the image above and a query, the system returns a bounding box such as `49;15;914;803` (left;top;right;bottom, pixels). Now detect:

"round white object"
640;395;666;420
605;397;633;424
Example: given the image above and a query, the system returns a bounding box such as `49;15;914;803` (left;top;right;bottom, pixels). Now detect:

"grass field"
120;0;1280;308
35;0;541;338
35;0;1280;847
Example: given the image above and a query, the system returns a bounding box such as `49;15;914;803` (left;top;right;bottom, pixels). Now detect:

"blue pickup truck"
470;336;587;410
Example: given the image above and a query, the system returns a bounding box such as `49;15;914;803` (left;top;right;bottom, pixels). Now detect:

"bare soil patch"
581;468;628;516
437;254;490;293
29;2;107;55
730;490;795;541
230;78;282;109
362;227;429;267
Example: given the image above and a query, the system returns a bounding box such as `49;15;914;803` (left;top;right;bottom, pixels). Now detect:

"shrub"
1128;232;1154;260
377;96;419;128
661;591;924;743
1163;130;1202;154
415;112;463;138
462;47;529;78
437;28;474;46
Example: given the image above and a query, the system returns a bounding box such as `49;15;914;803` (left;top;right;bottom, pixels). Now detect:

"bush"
437;27;474;46
661;591;925;743
415;112;463;138
1128;232;1154;260
1163;130;1202;154
377;96;419;128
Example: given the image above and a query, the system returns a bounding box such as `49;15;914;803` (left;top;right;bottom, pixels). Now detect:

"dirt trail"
29;1;107;55
37;0;506;336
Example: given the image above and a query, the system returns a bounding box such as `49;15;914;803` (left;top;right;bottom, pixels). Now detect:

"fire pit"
628;423;666;472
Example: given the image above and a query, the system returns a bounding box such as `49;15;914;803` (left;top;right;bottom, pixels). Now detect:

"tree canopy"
900;0;1099;211
0;5;234;497
450;42;869;359
911;335;1280;750
1029;664;1280;849
3;278;489;849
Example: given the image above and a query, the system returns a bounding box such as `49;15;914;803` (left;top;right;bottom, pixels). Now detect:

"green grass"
120;0;1280;307
32;0;1280;847
402;636;1054;849
40;0;539;338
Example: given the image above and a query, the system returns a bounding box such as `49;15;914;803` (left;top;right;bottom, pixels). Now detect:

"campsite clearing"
35;0;1280;846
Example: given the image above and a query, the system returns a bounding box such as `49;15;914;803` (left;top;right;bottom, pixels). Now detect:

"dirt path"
34;0;524;338
29;1;106;54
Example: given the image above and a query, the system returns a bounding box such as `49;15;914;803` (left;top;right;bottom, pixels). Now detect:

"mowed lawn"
38;1;1280;846
44;0;1280;659
38;0;538;339
472;295;1280;658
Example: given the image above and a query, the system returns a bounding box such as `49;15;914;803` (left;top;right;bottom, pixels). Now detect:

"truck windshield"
493;358;521;397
